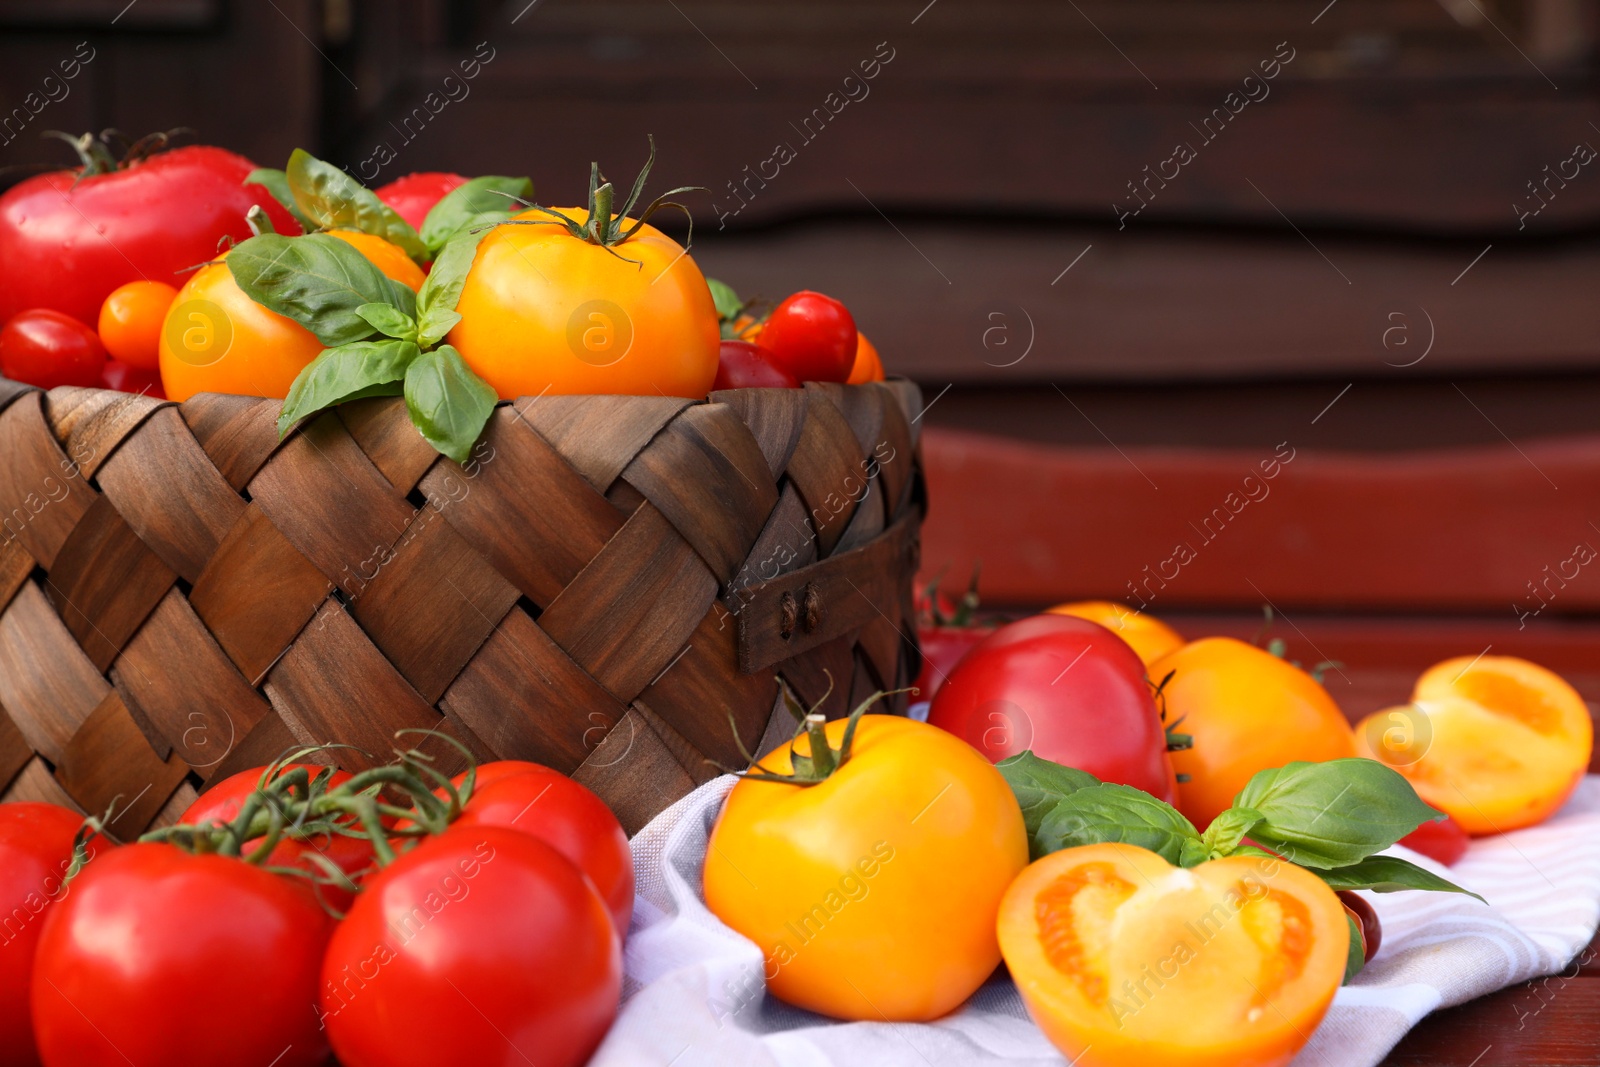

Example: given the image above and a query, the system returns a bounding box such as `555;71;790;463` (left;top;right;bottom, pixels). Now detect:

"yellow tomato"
1355;655;1592;834
1047;601;1185;666
846;331;885;383
1152;638;1355;829
327;228;426;291
703;714;1028;1021
999;844;1347;1067
98;280;179;370
447;207;719;400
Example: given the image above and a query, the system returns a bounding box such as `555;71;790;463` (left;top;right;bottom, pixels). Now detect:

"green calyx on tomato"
42;127;190;180
728;678;910;786
997;750;1482;975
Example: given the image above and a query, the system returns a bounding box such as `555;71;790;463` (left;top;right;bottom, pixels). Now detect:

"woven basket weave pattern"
0;378;923;835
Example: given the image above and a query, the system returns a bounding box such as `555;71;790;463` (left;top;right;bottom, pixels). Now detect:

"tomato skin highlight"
31;843;333;1067
0;309;108;389
374;171;468;231
704;714;1028;1021
758;290;857;383
322;825;620;1067
713;339;800;390
928;614;1177;802
449;761;635;933
0;145;301;327
0;803;84;1067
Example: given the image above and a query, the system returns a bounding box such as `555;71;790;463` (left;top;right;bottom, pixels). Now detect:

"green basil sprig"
419;175;534;255
284;150;428;262
228;233;396;347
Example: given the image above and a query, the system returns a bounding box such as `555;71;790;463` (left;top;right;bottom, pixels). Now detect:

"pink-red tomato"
757;290;857;383
374;171;469;231
712;339;800;390
449;761;634;933
914;625;994;703
1398;814;1471;866
928;613;1177;802
98;359;165;398
0;803;85;1067
321;825;621;1067
31;843;333;1067
0;309;108;389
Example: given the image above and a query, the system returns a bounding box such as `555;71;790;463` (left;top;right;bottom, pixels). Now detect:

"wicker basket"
0;377;924;835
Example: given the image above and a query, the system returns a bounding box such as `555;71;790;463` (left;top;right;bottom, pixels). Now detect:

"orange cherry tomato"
1047;600;1185;667
1354;655;1592;834
999;844;1348;1067
158;233;423;403
846;331;885;383
448;207;719;400
98;280;179;371
1151;638;1355;829
703;714;1027;1021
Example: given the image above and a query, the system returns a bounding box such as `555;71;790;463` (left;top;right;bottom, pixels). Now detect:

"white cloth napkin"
589;775;1600;1067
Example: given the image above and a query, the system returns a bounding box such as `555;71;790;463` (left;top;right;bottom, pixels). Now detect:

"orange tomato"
703;714;1027;1021
1047;600;1185;667
846;331;885;383
447;207;719;400
999;844;1347;1067
98;280;179;370
1151;638;1355;829
1354;655;1592;834
158;234;424;403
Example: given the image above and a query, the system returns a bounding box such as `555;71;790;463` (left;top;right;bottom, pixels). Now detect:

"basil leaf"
1200;806;1264;859
996;752;1099;859
706;277;743;321
415;230;489;348
356;302;418;343
1315;855;1485;902
1234;759;1444;870
227;233;394;346
1343;912;1365;984
420;175;532;252
403;344;496;463
278;339;421;435
1036;783;1204;868
244;167;317;232
386;278;417;321
285;149;426;261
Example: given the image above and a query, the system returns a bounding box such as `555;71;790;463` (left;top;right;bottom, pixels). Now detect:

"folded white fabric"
589;775;1600;1067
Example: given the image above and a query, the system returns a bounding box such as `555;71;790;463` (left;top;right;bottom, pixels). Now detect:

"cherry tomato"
999;844;1348;1067
375;171;468;231
321;825;620;1067
96;280;178;370
705;715;1028;1021
846;330;885;383
1398;814;1470;866
757;290;857;383
181;764;371;911
0;309;108;389
449;761;634;932
31;843;332;1067
0;803;85;1067
0;141;300;327
98;359;165;397
712;339;799;390
1338;889;1382;962
914;625;992;702
928;614;1177;802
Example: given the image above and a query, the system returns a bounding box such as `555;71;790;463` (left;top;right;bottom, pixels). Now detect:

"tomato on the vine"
375;171;468;231
0;803;84;1067
757;290;856;383
321;825;620;1067
32;843;332;1067
928;613;1178;802
0;309;108;389
712;339;799;390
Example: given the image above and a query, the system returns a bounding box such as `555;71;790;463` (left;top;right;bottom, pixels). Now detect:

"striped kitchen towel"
590;774;1600;1067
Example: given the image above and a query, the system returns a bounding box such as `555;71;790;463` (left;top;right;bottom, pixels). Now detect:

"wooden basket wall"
0;378;923;835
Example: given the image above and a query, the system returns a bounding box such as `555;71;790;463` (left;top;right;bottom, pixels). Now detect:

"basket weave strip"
0;378;923;835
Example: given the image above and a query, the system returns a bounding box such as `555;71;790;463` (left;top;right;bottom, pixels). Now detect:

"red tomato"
321;825;620;1067
0;142;301;327
98;359;165;398
181;764;371;910
914;625;993;702
712;339;800;390
0;803;85;1067
928;614;1177;802
1399;815;1471;867
1338;890;1382;962
374;171;469;231
448;761;634;932
758;290;857;383
31;843;332;1067
0;309;108;389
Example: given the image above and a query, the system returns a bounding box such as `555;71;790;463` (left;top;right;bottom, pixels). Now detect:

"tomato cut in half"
999;844;1348;1067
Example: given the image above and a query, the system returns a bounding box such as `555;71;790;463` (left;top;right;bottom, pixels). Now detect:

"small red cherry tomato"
0;308;108;389
1399;814;1471;866
712;339;800;390
99;359;166;398
758;290;857;383
1338;889;1382;962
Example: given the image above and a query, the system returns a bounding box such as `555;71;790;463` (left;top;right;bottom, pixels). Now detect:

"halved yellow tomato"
999;843;1348;1067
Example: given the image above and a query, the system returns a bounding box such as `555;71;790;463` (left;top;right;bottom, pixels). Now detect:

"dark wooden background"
2;3;1598;1063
